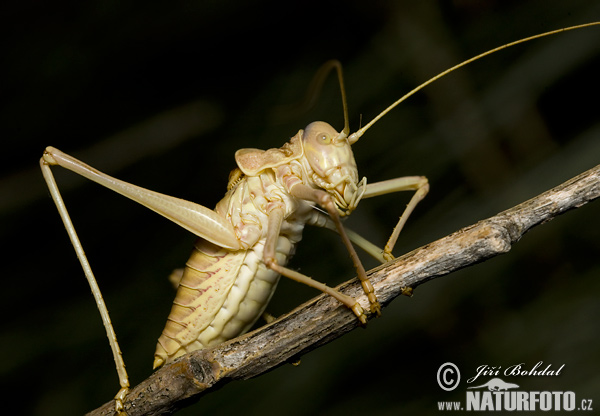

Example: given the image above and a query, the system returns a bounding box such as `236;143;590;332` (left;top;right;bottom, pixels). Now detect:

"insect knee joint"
42;147;59;165
264;256;278;269
318;193;336;214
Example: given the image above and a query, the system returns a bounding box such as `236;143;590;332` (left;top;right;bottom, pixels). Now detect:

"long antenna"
300;60;350;138
348;21;600;144
272;60;350;138
332;60;351;138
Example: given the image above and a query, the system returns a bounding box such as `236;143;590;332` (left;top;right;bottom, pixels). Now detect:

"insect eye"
319;133;331;144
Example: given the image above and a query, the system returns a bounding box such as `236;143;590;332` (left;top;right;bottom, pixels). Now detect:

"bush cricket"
40;21;599;414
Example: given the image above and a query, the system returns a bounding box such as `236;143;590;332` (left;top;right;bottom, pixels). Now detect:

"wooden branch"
89;164;600;416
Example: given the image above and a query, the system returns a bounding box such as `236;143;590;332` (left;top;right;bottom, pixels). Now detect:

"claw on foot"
370;300;382;316
401;286;413;297
361;280;381;317
383;251;395;262
351;303;368;325
115;387;129;415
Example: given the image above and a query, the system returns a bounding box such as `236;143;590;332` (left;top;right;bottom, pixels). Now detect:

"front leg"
288;184;381;317
262;205;368;324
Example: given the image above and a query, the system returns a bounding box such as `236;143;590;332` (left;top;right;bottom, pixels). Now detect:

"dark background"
1;1;599;415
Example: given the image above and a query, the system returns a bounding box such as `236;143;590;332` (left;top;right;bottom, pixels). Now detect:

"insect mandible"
39;22;599;414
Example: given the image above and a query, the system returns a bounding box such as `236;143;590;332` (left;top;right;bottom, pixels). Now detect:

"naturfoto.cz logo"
436;362;594;412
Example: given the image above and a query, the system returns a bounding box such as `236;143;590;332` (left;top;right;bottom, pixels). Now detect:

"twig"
88;164;600;416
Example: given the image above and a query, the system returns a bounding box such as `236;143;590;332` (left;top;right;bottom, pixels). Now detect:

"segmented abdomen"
153;234;293;368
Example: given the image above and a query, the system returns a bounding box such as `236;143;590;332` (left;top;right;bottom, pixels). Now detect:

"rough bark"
88;164;600;416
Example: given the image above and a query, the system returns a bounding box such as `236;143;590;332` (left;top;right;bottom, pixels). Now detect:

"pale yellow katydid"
40;21;600;414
